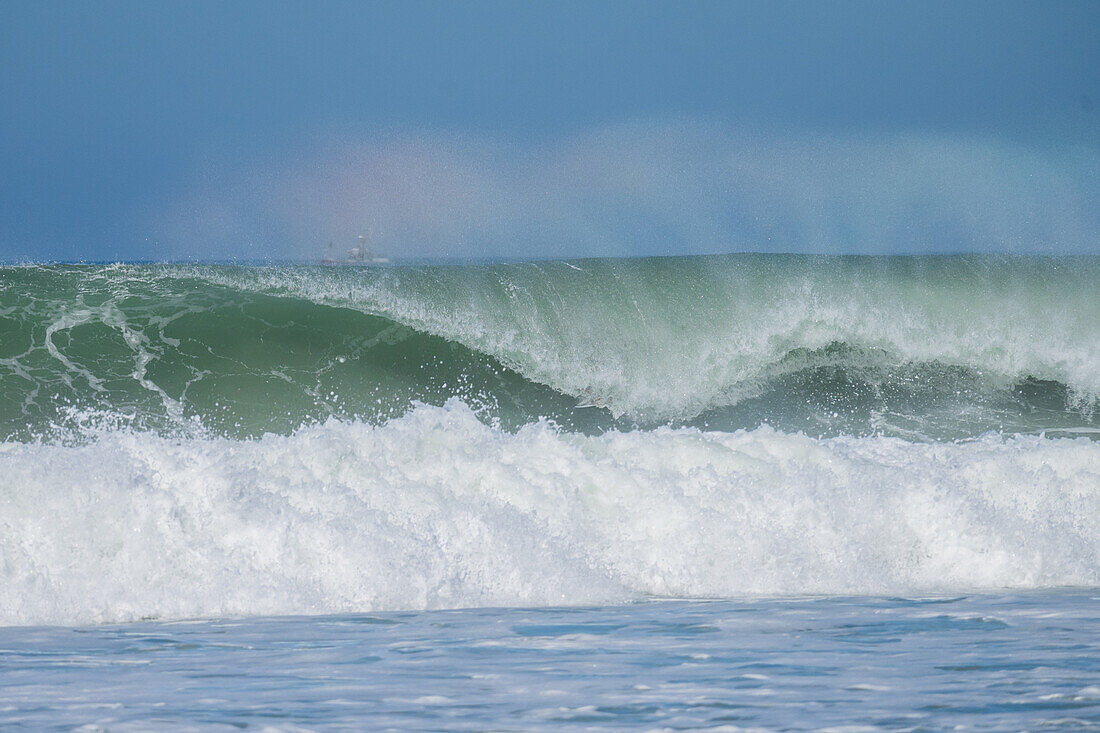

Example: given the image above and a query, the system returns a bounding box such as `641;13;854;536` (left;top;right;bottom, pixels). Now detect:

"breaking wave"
3;255;1099;627
1;255;1097;440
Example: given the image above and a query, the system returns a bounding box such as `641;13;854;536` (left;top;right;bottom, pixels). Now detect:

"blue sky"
1;0;1097;262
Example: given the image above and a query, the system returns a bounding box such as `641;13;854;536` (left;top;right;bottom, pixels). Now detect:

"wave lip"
2;401;1098;628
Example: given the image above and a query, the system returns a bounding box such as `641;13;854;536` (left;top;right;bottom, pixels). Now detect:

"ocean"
1;254;1098;730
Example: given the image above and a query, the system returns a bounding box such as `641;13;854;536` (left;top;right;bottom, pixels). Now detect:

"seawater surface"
2;593;1098;731
1;254;1098;729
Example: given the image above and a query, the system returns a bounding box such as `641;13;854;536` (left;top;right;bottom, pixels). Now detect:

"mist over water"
153;124;1100;263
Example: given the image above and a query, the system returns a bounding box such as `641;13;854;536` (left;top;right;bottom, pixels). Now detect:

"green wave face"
1;255;1098;441
0;266;598;440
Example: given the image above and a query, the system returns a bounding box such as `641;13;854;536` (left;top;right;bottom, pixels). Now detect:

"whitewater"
2;254;1099;627
2;254;1100;730
4;403;1100;628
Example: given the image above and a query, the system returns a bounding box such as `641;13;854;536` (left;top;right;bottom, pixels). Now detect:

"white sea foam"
2;400;1097;627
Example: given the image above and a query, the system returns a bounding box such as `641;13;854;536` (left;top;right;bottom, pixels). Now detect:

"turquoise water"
2;592;1098;731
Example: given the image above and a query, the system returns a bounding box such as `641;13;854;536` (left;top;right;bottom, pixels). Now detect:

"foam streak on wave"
2;401;1098;628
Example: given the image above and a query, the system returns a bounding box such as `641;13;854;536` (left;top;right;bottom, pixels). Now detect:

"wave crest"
2;256;1098;441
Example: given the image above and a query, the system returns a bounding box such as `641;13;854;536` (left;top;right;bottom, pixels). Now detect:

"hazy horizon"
2;0;1097;263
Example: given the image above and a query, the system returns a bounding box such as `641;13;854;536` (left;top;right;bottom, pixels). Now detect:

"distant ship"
322;236;391;265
